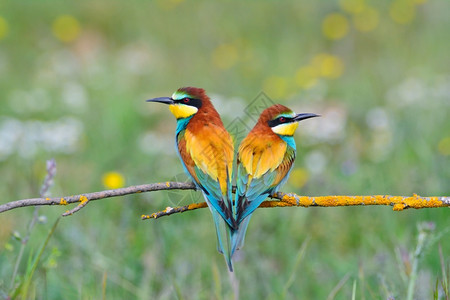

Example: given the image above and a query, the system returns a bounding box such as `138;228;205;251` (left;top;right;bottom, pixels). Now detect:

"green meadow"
0;0;449;299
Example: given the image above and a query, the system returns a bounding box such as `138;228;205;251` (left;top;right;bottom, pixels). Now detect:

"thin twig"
62;195;90;216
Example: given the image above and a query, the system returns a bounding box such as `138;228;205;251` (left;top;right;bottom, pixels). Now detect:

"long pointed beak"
146;97;174;105
293;113;320;122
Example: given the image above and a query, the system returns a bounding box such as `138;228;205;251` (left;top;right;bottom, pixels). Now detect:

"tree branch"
0;182;448;217
0;182;196;215
141;192;450;220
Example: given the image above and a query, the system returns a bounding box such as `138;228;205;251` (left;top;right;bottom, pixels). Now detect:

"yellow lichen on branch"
145;192;449;220
61;195;90;216
276;193;447;211
79;195;88;204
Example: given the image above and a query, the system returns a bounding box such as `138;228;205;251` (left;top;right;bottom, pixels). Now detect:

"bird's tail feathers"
210;207;234;272
231;215;252;256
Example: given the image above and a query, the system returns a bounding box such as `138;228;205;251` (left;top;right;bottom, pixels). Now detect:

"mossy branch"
0;182;448;218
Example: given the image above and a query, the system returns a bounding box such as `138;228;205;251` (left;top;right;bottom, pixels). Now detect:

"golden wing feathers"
238;135;287;179
184;125;234;194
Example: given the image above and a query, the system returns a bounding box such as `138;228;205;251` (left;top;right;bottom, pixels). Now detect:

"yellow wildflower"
102;172;125;189
52;15;81;42
0;17;8;40
322;13;349;40
353;6;379;32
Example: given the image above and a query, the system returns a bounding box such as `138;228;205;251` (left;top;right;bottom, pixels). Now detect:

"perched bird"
232;104;318;255
147;87;236;271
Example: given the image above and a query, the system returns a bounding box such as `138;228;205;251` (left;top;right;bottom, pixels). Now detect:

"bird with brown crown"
147;87;236;271
232;104;319;256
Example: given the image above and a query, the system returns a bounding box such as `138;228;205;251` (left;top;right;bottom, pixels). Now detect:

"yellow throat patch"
169;104;198;119
271;122;299;136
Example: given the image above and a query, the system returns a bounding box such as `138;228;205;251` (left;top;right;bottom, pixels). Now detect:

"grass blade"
10;217;60;299
281;236;310;298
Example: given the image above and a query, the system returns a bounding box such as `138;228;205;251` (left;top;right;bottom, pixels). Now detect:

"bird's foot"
269;192;280;199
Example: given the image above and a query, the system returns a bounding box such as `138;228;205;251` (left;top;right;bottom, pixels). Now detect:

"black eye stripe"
174;97;202;109
268;116;293;127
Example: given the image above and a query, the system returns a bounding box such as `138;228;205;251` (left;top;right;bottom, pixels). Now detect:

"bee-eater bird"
232;104;318;254
147;87;236;271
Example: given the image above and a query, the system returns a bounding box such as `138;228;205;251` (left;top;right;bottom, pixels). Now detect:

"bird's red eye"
183;98;190;103
279;117;286;122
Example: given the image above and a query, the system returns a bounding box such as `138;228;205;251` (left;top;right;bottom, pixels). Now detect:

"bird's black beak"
146;97;174;105
293;113;320;122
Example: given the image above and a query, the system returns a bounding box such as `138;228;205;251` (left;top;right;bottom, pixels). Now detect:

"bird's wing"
236;139;295;222
179;125;235;227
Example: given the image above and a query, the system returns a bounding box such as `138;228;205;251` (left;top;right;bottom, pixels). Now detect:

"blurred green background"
0;0;449;299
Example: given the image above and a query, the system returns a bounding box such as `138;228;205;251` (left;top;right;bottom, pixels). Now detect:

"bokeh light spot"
289;168;309;189
262;76;288;99
52;15;81;43
438;137;450;156
353;6;379;32
102;172;125;189
211;44;238;70
339;0;366;14
0;17;9;40
295;66;319;89
313;54;344;79
389;0;416;25
322;13;349;40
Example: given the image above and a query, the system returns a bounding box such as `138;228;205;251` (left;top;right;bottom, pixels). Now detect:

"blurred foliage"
0;0;449;299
